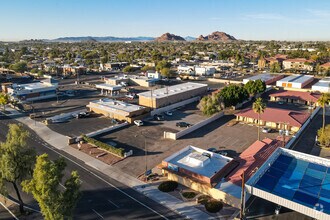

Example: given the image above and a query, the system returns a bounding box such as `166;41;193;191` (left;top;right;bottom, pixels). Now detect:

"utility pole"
240;171;246;219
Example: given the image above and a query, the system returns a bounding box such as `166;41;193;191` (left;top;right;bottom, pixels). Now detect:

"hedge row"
82;135;125;157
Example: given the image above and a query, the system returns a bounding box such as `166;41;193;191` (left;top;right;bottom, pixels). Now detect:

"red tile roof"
227;138;282;186
269;90;320;103
321;62;330;68
235;107;309;128
274;54;288;59
283;58;314;63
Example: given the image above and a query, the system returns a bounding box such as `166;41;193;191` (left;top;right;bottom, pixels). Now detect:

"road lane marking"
107;199;119;208
92;209;104;219
39;143;169;220
59;183;67;189
0;201;19;220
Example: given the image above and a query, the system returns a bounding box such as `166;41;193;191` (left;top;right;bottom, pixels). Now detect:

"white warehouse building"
312;77;330;93
276;74;314;89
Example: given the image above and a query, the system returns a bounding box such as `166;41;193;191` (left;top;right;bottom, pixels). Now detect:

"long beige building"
87;98;149;123
138;82;208;108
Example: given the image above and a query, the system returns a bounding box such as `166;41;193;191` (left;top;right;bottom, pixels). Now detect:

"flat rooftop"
164;146;232;178
88;98;146;114
138;82;208;99
247;148;330;216
312;77;330;88
13;81;57;90
95;83;122;90
278;74;313;84
244;73;280;82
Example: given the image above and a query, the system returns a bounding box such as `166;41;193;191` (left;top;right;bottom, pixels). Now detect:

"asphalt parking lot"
48;113;115;137
291;108;330;159
96;113;279;177
159;103;208;131
26;86;102;118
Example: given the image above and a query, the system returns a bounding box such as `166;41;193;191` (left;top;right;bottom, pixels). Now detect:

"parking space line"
92;209;104;219
107;199;119;208
0;201;19;220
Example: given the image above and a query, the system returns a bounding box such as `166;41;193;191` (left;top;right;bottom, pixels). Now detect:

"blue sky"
1;0;330;41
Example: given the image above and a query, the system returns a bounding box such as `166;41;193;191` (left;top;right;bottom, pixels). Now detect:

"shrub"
205;200;223;213
317;125;330;147
82;135;125;157
182;192;197;199
158;181;178;192
197;195;211;205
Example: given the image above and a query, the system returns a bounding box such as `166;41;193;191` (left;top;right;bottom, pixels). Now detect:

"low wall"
74;122;129;142
150;96;200;116
207;78;242;84
164;112;224;140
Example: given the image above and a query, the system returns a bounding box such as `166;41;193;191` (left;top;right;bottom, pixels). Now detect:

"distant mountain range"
46;36;155;42
42;31;235;43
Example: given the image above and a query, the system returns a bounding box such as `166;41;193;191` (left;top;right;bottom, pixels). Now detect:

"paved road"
0;114;183;220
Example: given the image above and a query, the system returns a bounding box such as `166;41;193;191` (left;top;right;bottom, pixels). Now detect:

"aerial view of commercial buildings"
0;0;330;219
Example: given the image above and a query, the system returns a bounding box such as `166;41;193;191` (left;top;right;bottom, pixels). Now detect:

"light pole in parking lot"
140;130;150;177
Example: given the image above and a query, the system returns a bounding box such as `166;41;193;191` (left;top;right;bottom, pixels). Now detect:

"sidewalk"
4;107;214;220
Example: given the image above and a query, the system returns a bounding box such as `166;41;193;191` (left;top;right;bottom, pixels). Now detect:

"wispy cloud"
244;13;286;20
306;9;330;18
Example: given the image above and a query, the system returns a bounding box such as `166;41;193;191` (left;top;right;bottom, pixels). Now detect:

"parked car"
134;120;144;127
215;150;228;156
207;148;217;153
262;127;272;133
154;114;164;121
176;122;191;128
164;111;173;116
78;112;90;118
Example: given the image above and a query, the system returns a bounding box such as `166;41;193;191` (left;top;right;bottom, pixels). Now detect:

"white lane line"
0;201;19;220
40;144;169;220
59;183;67;189
107;199;119;208
92;209;104;219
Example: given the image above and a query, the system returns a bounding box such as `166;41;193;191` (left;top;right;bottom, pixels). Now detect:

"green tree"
0;124;35;214
198;93;223;116
141;65;155;72
317;93;330;132
22;154;81;220
0;93;9;111
317;124;330;147
156;60;171;72
123;65;135;73
244;79;266;97
219;85;249;107
253;97;266;141
270;62;281;73
9;61;27;73
161;68;171;78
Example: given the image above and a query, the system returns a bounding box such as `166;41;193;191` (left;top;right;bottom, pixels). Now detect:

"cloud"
306;9;330;18
244;13;286;20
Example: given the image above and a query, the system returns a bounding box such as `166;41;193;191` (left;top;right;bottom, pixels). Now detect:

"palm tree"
253;97;266;141
317;93;330;132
